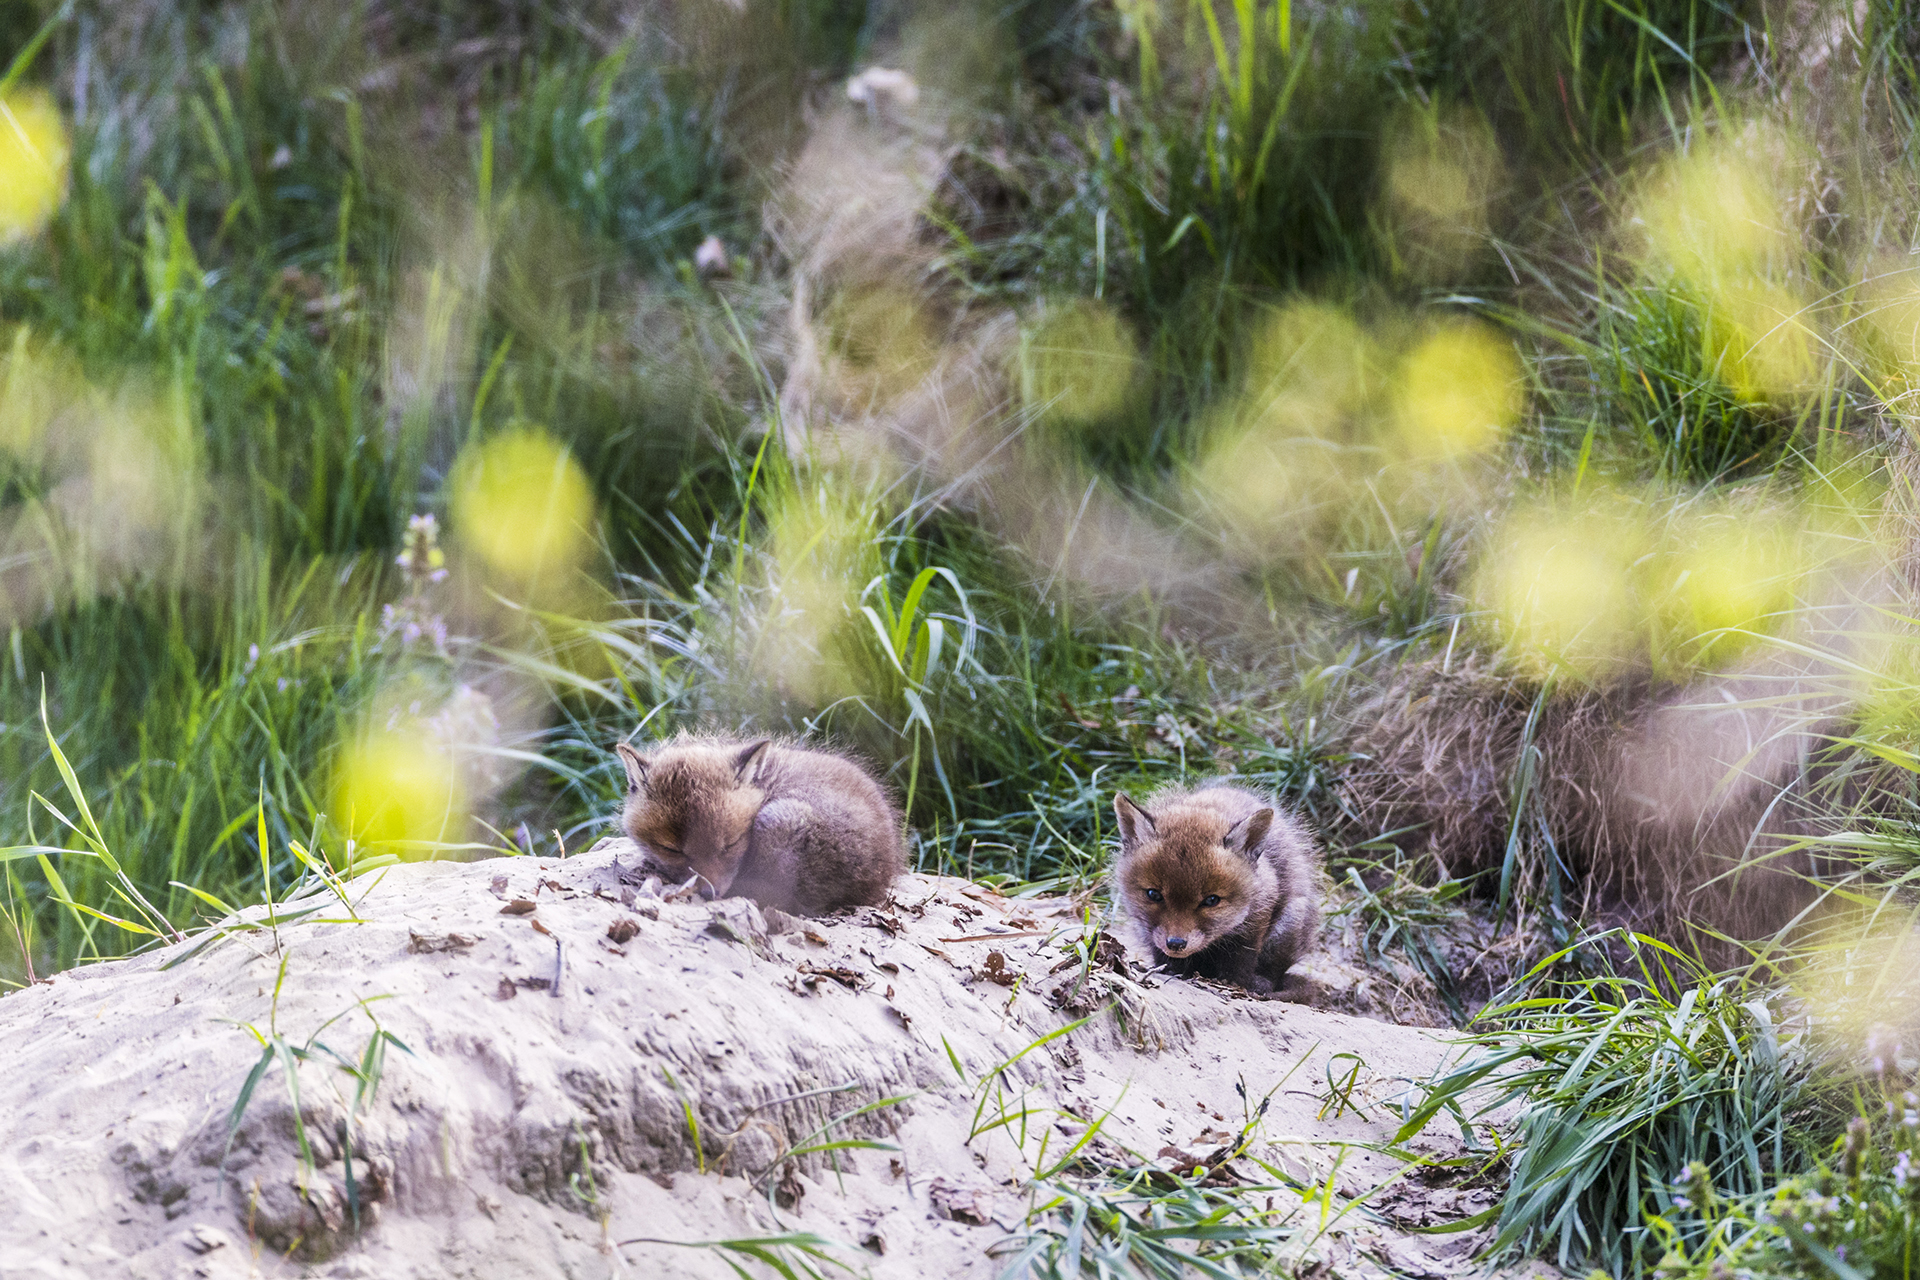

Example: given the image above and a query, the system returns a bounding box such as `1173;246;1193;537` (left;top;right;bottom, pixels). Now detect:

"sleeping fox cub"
615;735;904;915
1111;782;1321;993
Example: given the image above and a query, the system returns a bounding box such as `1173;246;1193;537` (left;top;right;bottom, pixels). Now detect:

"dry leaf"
408;930;478;954
928;1177;993;1226
795;963;866;991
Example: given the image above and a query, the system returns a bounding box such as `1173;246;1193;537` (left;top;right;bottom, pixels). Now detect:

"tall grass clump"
0;0;765;976
1400;935;1822;1276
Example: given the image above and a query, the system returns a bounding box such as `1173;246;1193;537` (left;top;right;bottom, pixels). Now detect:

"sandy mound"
0;838;1540;1279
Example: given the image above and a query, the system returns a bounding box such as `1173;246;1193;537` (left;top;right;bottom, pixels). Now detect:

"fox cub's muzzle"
1152;926;1198;957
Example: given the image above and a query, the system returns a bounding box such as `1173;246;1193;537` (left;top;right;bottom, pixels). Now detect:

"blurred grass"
0;0;1899;972
4;0;1920;1275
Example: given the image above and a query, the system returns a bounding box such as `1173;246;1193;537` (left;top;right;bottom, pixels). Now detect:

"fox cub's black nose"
1165;936;1187;952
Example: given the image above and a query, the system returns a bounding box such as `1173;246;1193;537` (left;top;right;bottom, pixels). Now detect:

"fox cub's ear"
1224;807;1274;857
614;742;649;793
1113;793;1156;848
733;738;773;781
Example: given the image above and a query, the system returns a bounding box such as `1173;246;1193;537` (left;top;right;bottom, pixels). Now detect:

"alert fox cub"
1111;782;1321;993
615;736;905;915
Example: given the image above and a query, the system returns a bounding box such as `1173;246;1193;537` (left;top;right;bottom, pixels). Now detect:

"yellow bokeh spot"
1017;299;1139;427
1188;299;1372;558
0;329;78;454
1476;491;1817;682
1192;419;1348;557
331;724;465;857
1380;109;1503;284
450;427;596;584
1856;257;1920;386
1638;140;1790;285
1633;127;1824;403
759;481;879;703
824;283;937;401
1391;323;1522;459
1715;281;1816;401
1655;519;1796;658
1244;300;1376;437
0;91;68;243
1473;500;1645;681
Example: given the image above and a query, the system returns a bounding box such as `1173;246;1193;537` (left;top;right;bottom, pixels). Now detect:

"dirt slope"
0;839;1543;1279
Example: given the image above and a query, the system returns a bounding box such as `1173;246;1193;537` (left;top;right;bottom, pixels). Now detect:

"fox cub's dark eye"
1144;888;1162;903
1201;894;1221;908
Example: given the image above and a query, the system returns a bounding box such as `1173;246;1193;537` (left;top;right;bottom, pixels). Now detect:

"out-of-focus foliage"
9;3;1920;1277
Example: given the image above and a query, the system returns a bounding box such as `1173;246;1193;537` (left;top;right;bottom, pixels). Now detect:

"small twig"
551;935;565;998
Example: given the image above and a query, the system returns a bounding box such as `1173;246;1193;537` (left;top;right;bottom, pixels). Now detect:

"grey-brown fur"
1110;782;1322;993
615;734;905;915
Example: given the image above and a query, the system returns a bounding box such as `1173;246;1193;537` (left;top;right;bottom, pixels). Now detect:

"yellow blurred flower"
1651;517;1798;667
1017;299;1139;428
1191;419;1349;559
1715;281;1816;402
1473;497;1646;681
1637;135;1793;286
1391;323;1523;460
759;481;879;703
1244;300;1376;437
1633;127;1822;403
824;283;938;402
0;90;68;243
450;427;596;586
331;723;465;856
1380;109;1503;284
1856;257;1920;387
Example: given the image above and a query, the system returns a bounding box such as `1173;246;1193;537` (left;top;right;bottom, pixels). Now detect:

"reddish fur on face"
615;734;904;915
617;739;767;896
1111;782;1321;992
1117;810;1260;957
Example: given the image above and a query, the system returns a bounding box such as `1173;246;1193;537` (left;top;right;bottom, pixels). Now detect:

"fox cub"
1111;783;1321;993
615;735;905;915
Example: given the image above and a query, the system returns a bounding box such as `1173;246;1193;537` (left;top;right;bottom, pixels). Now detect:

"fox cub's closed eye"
1144;888;1162;902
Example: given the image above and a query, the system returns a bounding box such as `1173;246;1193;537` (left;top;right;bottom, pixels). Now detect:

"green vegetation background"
2;1;1920;1275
